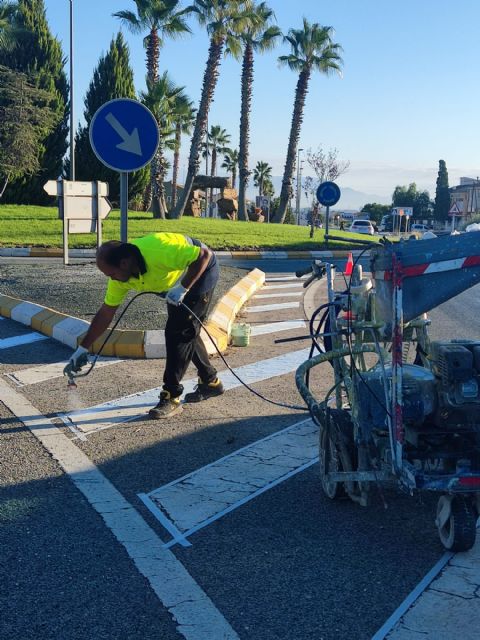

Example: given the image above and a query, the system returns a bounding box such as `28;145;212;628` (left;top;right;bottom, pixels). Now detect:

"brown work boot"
184;377;224;403
148;391;183;419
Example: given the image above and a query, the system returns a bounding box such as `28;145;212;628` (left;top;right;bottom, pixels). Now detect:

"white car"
349;219;375;235
411;223;430;232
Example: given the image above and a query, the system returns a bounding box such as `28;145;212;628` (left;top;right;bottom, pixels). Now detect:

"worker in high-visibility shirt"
66;233;224;419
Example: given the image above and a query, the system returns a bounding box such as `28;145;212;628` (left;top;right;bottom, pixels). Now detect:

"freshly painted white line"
138;493;192;548
0;378;240;640
371;552;453;640
255;291;302;299
61;348;311;435
376;521;480;640
246;301;300;313
251;320;306;337
5;357;121;387
263;283;305;290
142;419;318;546
0;332;48;349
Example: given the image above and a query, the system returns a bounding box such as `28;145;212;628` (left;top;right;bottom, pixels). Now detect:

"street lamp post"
295;148;304;224
69;0;75;181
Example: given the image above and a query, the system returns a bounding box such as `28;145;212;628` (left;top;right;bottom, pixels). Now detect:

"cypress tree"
74;32;148;204
0;0;68;204
434;159;450;223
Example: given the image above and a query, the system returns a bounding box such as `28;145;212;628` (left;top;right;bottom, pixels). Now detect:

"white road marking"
0;378;240;640
140;419;318;548
0;332;48;349
246;302;300;313
374;527;480;640
251;320;306;337
255;291;302;299
263;283;305;290
5;357;122;387
61;348;311;436
265;275;306;282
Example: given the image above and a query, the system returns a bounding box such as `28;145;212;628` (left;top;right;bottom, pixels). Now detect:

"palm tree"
263;176;274;197
172;0;250;219
235;1;280;221
141;72;187;218
114;0;191;212
203;125;231;178
0;0;20;51
171;97;195;209
274;19;342;223
222;148;239;188
114;0;191;83
253;160;272;196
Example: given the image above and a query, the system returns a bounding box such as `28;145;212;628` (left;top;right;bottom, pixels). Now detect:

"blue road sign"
316;181;341;207
89;98;159;173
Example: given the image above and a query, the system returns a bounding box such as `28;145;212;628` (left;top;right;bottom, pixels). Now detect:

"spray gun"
63;349;94;389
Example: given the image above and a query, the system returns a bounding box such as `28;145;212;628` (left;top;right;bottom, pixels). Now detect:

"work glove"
66;345;89;373
166;283;188;306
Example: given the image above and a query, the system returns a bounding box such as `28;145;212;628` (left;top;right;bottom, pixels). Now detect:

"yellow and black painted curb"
0;268;265;359
0;247;362;260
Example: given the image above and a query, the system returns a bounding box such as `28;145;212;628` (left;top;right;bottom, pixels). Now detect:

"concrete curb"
0;268;265;359
0;247;364;260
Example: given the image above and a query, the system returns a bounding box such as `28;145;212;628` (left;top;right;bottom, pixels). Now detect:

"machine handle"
296;265;313;278
303;273;316;288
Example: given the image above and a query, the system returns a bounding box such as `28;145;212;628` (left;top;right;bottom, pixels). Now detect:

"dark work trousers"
163;288;218;398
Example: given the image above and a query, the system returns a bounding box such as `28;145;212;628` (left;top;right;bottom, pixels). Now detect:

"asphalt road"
1;265;478;640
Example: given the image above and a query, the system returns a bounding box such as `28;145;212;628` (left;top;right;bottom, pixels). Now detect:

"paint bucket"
231;322;251;347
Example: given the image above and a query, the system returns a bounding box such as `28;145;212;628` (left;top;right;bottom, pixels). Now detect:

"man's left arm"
166;247;212;305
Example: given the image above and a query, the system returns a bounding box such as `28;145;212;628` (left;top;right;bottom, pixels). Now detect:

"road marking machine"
295;232;480;551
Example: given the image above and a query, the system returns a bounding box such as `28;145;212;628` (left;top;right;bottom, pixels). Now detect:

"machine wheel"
319;409;354;500
436;495;477;552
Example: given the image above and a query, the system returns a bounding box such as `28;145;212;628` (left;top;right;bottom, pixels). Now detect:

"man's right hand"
68;345;89;372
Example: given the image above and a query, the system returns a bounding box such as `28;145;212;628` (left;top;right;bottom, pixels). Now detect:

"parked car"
349;219;375;235
411;223;430;232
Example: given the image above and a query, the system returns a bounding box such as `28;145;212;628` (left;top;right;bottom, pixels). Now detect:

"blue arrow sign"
316;181;341;207
89;98;159;172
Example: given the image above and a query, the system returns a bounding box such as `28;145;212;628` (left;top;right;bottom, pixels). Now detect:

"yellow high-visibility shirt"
104;233;200;307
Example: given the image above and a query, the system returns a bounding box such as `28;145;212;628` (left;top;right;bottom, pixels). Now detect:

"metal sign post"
89;98;159;243
316;181;341;243
44;179;112;265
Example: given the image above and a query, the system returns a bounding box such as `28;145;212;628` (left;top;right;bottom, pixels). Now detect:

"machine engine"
429;340;480;428
353;340;480;437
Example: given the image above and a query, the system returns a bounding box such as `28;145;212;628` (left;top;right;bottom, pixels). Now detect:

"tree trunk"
172;123;181;209
238;44;253;222
143;181;152;212
146;28;159;84
232;167;236;190
274;68;311;223
0;174;9;200
172;38;224;219
151;142;166;219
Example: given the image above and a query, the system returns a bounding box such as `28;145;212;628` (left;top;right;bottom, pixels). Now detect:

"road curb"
0;268;265;359
0;247;364;260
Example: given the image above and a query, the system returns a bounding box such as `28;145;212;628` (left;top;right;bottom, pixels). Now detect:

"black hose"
71;291;308;412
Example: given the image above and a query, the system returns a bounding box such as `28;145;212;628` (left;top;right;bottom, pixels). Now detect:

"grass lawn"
0;204;381;250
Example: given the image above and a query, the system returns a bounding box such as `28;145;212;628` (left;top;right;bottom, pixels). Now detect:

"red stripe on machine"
377;255;480;280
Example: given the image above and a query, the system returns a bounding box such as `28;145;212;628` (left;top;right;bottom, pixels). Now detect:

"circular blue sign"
316;181;341;207
89;98;159;172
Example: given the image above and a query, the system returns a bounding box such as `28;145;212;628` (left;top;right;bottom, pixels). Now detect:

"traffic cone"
344;252;353;276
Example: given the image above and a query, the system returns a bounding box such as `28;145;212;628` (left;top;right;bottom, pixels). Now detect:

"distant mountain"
246;176;390;210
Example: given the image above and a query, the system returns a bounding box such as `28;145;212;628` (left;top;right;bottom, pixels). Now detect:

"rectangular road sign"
69;219;97;233
44;179;109;197
63;195;111;220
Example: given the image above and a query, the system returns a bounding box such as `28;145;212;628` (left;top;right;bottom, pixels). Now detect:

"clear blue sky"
44;0;480;200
